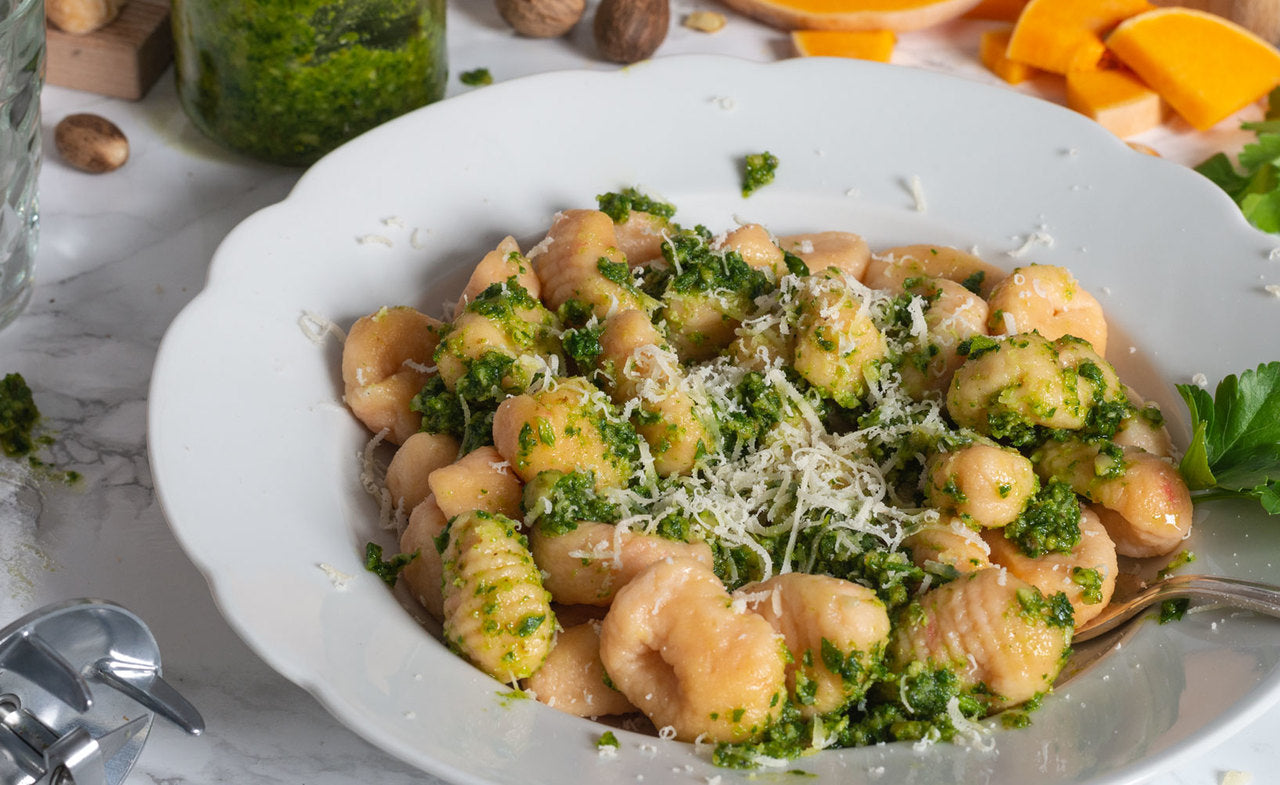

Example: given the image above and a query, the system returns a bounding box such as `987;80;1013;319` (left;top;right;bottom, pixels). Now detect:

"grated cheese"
1008;230;1055;259
298;310;347;345
317;562;354;589
907;175;927;213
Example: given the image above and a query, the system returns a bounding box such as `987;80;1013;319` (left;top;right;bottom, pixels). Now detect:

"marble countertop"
1;2;1275;784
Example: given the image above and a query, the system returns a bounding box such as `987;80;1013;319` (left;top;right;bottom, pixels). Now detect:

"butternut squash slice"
1066;67;1166;137
792;29;896;61
979;27;1037;84
1006;0;1153;74
715;0;985;31
1106;7;1280;130
963;0;1028;21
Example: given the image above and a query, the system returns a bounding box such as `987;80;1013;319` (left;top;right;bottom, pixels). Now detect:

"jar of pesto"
171;0;446;166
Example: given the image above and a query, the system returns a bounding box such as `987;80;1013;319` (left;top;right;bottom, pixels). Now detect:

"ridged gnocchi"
441;510;555;681
890;568;1073;710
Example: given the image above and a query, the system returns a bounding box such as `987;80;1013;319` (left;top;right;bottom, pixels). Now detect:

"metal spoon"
1073;574;1280;643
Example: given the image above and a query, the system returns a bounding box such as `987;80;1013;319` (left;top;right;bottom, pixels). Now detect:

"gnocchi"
343;192;1199;764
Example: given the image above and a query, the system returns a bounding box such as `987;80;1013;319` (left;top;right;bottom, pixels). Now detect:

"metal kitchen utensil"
0;599;203;785
1074;573;1280;643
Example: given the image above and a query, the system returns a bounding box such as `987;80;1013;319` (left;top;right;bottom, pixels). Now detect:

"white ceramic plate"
149;56;1280;785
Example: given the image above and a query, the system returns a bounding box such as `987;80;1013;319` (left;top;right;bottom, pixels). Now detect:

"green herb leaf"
1195;96;1280;234
1177;362;1280;513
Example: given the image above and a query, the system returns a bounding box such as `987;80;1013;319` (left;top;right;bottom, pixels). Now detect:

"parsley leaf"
1176;362;1280;513
1194;87;1280;234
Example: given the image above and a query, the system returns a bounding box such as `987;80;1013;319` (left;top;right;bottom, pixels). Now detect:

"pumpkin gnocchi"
344;190;1195;764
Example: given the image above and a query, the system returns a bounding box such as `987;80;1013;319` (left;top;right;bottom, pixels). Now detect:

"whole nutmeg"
54;113;129;174
496;0;585;38
594;0;669;64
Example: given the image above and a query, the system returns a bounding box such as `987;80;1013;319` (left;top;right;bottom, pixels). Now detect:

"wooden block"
45;0;173;101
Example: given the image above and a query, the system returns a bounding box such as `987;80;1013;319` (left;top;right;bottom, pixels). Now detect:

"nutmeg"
496;0;585;38
54;114;129;174
594;0;670;64
46;0;127;35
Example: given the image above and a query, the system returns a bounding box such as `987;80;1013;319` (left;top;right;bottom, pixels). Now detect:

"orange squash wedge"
715;0;985;31
1066;68;1165;137
792;29;897;60
1006;0;1153;74
979;27;1037;84
1106;7;1280;130
963;0;1028;21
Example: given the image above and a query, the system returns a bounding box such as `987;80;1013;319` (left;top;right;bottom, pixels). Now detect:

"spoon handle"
1073;574;1280;642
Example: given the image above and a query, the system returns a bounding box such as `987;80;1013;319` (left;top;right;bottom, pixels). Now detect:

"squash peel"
715;0;985;31
1106;7;1280;130
1006;0;1153;74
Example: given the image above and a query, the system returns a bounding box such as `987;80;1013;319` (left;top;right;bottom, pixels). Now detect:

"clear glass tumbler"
0;0;42;331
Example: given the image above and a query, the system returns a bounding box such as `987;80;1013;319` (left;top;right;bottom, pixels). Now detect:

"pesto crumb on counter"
0;373;81;484
0;373;39;458
460;67;494;86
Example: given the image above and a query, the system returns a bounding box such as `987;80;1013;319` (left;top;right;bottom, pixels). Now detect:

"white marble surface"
1;2;1275;784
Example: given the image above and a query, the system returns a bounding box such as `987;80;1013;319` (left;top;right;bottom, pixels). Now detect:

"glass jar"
171;0;446;166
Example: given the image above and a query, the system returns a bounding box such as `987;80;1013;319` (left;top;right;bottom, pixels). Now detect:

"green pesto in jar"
171;0;447;166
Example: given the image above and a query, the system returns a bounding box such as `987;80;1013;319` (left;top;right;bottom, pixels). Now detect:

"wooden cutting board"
45;0;173;101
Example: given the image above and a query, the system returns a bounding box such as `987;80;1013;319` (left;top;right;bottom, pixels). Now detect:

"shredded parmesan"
356;233;394;247
358;429;398;531
1008;230;1055;259
298;310;347;345
317;562;354;589
907;175;927;213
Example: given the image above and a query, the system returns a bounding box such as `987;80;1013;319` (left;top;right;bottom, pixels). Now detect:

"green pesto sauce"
1;373;81;485
171;0;447;165
596;730;619;749
596;188;677;223
960;270;986;295
1071;566;1105;604
1016;585;1075;629
741;151;779;197
561;324;604;372
660;227;771;300
713;663;985;768
1158;549;1197;579
1004;479;1082;558
1159;597;1191;624
364;542;418;586
523;469;621;535
459;67;492;86
0;373;39;458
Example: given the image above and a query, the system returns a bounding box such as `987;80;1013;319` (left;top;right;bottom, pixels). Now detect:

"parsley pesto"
171;0;446;165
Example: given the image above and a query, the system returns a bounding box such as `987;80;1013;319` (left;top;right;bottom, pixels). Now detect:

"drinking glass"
0;0;43;331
